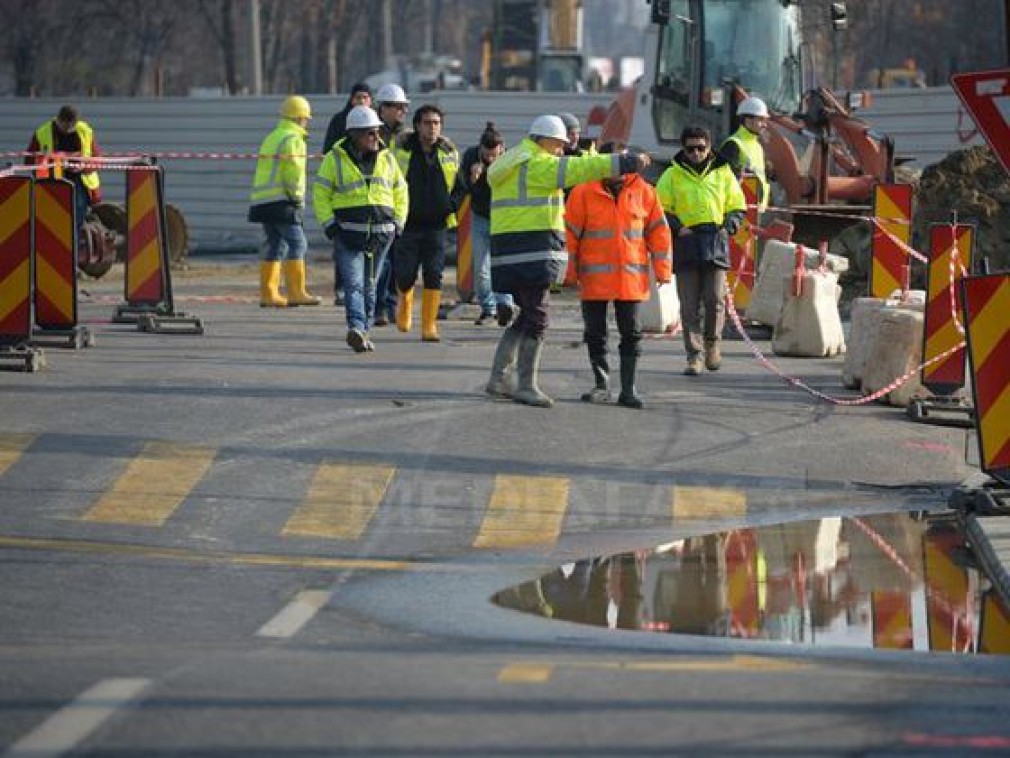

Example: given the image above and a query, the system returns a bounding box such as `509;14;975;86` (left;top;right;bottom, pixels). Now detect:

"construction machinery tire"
165;203;189;266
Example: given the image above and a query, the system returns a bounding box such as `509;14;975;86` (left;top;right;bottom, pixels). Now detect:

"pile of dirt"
831;145;1008;309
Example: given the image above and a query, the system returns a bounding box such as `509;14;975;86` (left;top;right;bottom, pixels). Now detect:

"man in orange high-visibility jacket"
565;143;672;409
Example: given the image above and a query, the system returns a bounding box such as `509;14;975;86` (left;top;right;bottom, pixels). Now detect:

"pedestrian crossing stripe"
673;486;747;520
474;475;570;549
0;433;35;478
82;442;216;526
282;463;395;540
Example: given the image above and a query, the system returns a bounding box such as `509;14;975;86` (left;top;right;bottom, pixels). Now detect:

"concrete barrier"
748;241;850;327
641;277;680;334
772;270;847;357
861;307;928;406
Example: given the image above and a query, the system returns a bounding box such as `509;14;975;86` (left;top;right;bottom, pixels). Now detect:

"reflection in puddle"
493;512;1010;655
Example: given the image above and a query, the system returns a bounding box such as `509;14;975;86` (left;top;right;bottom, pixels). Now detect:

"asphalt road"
1;261;1007;756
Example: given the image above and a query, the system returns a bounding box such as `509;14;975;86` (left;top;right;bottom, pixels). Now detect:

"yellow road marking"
498;663;554;683
0;534;471;572
83;442;216;526
474;475;569;549
282;462;395;539
0;433;35;478
673;485;747;520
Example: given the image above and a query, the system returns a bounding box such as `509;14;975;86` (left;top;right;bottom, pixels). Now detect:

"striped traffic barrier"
724;529;761;638
923;523;974;653
114;165;203;334
0;175;44;372
455;194;474;304
978;591;1010;655
961;273;1010;486
31;178;93;349
870;590;914;650
869;183;913;299
726;176;760;312
907;223;975;425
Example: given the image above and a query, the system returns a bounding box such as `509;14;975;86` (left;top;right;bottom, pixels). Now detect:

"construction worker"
313;105;408;353
27;105;102;228
558;112;593;156
248;95;321;308
459;122;515;326
485;114;651;408
719;96;771;211
565;142;672;409
322;82;373;307
391;104;463;342
372;83;412;325
656;125;746;376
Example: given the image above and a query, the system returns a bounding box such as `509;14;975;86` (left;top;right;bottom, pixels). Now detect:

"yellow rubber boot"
259;261;288;308
396;287;414;332
421;288;441;342
284;260;321;306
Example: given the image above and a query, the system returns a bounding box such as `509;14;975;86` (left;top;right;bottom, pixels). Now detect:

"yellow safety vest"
655;156;747;228
487;136;622;290
313;139;408;250
393;137;460;228
34;119;100;194
249;119;308;210
723;126;769;210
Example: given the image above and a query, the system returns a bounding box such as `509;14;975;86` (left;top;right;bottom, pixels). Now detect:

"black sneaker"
497;302;515;327
475;310;495;326
346;329;368;353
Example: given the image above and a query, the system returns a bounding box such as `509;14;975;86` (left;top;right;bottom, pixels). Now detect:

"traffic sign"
951;69;1010;176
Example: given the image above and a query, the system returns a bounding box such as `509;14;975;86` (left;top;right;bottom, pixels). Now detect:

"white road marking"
4;677;149;757
256;589;333;638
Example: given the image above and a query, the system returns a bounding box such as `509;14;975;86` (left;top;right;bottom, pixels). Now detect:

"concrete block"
641;276;680;333
861;308;928;407
748;240;850;327
842;293;925;389
772;271;847;357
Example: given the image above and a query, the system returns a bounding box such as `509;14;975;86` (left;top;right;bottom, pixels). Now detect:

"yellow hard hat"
280;95;312;120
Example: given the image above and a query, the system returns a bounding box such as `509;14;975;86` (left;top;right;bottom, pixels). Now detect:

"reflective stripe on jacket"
487;136;621;291
249;119;308;210
564;175;672;302
723;126;768;210
312;138;408;251
34;120;100;194
392;136;460;229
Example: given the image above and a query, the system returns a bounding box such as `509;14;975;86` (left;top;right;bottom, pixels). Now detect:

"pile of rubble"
831;145;1009;308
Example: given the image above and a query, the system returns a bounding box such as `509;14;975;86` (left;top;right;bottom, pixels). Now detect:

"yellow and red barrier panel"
727;176;759;311
121;166;170;311
0;175;33;345
724;528;760;638
870;183;913;299
870;590;913;650
923;524;974;653
455;194;474;303
32;179;78;331
978;591;1010;655
961;273;1010;485
921;223;973;395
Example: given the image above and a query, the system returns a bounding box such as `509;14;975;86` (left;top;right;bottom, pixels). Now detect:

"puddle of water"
493;512;1010;655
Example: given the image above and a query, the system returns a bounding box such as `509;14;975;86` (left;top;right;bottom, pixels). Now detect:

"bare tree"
197;0;242;93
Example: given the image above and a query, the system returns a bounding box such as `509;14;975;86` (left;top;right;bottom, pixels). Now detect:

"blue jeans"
261;222;307;262
334;236;391;332
471;213;513;314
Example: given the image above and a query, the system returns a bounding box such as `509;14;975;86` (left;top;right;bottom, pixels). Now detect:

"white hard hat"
529;114;568;141
346;105;383;131
375;83;410;105
737;96;770;118
558;112;580;131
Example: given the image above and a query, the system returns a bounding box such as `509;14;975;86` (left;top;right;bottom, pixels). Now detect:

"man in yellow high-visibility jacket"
248;95;320;308
485;114;650;408
313;105;408;354
27;104;102;228
719;96;771;212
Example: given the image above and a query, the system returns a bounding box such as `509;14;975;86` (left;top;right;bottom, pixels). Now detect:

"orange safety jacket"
564;174;672;301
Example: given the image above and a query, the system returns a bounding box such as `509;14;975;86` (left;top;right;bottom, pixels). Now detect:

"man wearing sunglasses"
656;126;747;376
313;105;408;354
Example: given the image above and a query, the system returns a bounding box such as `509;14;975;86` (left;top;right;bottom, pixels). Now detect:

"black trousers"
395;227;446;292
511;285;550;340
581;300;642;364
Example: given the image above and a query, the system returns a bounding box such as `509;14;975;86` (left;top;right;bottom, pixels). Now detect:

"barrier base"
0;344;46;373
907;395;975;428
113;302;175;324
137;312;205;335
31;326;95;350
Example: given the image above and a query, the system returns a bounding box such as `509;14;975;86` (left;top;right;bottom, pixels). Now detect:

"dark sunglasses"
684;144;708;152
